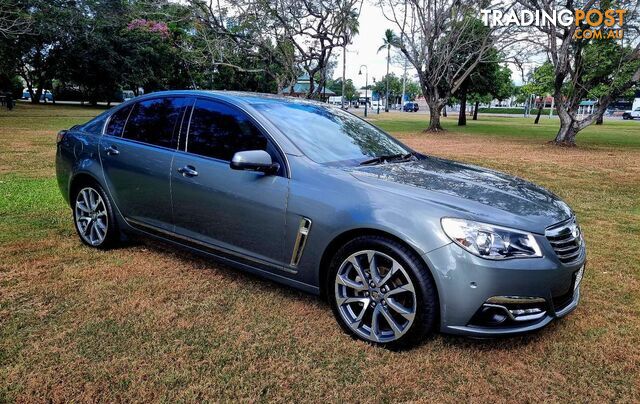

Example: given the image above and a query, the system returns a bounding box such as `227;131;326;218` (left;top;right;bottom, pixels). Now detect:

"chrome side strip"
290;217;312;267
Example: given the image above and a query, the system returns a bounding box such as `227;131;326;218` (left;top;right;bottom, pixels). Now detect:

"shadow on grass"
124;234;559;353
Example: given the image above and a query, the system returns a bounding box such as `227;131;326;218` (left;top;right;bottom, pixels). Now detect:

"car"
56;91;586;348
622;107;640;120
21;88;54;102
403;102;419;112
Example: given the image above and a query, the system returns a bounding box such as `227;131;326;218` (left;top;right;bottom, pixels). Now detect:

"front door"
100;97;187;231
171;98;288;268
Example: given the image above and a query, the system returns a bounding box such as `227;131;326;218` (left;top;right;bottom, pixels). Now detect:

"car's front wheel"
72;182;118;249
328;236;438;349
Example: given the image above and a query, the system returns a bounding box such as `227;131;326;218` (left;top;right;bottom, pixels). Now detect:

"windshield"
252;101;411;165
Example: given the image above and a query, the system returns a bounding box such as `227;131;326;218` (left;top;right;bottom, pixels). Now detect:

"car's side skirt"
124;218;320;295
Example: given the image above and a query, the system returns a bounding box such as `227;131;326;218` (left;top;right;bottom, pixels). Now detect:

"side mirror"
230;150;280;175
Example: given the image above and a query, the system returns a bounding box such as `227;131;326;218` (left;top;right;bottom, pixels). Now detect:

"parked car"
371;100;384;109
21;88;54;102
56;91;586;348
622;107;640;120
403;102;419;112
121;90;136;102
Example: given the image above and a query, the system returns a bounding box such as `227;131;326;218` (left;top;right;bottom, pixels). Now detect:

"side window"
83;114;108;135
105;105;132;137
187;99;268;161
122;97;184;148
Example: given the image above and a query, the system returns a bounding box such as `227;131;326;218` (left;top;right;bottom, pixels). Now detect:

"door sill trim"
125;217;296;274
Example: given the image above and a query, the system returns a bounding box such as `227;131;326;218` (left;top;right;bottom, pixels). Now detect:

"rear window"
122;97;185;149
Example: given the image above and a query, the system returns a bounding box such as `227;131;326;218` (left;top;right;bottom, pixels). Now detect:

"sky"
334;3;409;89
335;2;530;88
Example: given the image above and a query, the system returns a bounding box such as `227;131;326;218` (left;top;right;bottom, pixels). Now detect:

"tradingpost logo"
481;7;627;39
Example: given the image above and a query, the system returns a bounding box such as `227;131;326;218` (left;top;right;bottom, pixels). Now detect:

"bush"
0;74;23;99
52;84;125;103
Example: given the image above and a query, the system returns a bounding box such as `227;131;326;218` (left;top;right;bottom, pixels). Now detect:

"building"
281;73;335;101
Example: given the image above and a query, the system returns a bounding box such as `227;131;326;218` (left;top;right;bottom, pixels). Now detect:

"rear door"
171;98;289;268
100;97;188;231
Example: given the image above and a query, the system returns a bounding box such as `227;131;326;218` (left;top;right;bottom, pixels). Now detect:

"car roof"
128;90;329;110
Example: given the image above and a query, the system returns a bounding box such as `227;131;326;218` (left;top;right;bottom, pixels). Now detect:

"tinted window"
123;98;184;148
105;105;132;137
187;99;268;161
253;101;409;164
83;114;108;135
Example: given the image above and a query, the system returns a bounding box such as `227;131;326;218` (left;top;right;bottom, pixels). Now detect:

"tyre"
72;181;119;249
327;236;438;349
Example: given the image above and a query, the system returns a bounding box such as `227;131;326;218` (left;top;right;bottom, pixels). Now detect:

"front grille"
546;218;583;264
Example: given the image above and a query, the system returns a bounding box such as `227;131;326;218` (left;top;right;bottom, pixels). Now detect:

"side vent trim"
290;217;312;267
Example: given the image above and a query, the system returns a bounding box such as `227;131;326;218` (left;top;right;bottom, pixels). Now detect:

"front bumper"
423;239;585;337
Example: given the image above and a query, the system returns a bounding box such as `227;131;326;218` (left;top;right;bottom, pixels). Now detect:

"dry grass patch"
1;104;639;402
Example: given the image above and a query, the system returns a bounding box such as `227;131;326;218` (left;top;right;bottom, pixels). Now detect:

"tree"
380;1;513;131
404;80;421;101
189;0;299;93
377;29;396;112
327;78;358;100
371;73;402;104
516;0;640;145
0;0;30;38
454;48;506;125
493;65;515;105
522;62;554;124
9;0;82;103
189;0;361;97
265;0;362;98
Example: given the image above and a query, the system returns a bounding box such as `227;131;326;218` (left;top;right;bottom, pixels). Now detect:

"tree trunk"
553;113;579;146
472;101;479;120
458;91;467;126
31;87;43;104
534;105;543;124
596;114;603;125
442;106;447;117
426;100;444;132
385;46;390;112
342;43;346;108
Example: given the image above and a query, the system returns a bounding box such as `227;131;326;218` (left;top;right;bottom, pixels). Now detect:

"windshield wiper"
359;152;417;166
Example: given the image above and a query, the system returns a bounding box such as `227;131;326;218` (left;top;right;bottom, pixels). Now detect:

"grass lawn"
1;103;639;402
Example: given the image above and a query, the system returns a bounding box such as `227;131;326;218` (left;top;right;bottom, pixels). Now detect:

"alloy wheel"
335;249;417;343
75;187;108;246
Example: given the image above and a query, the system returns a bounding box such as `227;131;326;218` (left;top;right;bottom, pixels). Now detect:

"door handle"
104;145;119;156
177;165;198;177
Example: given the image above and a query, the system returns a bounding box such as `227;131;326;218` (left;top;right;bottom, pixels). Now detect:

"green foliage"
327;78;358;100
493;65;515;102
0;74;23;99
522;62;554;97
371;73;421;102
582;41;640;100
404;81;422;100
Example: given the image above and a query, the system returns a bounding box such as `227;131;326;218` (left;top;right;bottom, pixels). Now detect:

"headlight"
441;218;542;260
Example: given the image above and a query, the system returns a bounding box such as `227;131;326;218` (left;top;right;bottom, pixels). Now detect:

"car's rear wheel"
73;182;118;249
328;236;438;349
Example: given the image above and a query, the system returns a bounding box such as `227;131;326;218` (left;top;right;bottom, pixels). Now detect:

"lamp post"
373;77;380;114
359;64;368;118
